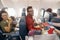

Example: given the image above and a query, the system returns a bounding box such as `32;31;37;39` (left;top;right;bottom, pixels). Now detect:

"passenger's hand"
4;26;11;32
48;22;53;26
49;26;55;29
42;22;49;27
28;30;35;36
7;18;12;24
34;25;40;28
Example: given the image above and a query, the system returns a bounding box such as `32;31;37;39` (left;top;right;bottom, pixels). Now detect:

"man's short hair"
27;6;32;12
46;8;52;12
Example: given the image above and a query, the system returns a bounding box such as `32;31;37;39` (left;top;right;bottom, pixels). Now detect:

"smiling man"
26;6;35;31
26;6;42;30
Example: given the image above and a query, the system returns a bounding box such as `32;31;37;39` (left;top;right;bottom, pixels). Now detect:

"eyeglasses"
28;10;33;12
2;15;8;17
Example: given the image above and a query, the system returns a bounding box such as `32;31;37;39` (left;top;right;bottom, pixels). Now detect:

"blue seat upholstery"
19;21;27;40
0;26;5;40
19;8;27;40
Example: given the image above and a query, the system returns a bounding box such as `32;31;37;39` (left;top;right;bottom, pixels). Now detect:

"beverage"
48;27;54;34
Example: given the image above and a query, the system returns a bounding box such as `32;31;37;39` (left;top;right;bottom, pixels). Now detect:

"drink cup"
48;27;54;34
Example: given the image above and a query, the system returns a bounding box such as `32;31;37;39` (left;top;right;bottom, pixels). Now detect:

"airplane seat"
0;26;3;33
19;17;27;40
0;26;6;40
19;8;27;40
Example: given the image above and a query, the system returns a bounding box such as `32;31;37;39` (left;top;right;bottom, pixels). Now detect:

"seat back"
0;26;3;33
19;8;27;36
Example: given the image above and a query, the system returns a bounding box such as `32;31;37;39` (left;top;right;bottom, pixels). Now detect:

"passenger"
10;16;17;27
10;16;17;31
48;9;60;30
52;13;57;18
26;6;41;31
26;6;42;35
0;11;12;33
46;8;53;22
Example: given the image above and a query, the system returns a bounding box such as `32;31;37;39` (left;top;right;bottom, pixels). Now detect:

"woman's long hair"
0;11;8;22
0;11;3;22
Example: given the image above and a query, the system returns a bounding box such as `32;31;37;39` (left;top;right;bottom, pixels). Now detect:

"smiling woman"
0;11;12;32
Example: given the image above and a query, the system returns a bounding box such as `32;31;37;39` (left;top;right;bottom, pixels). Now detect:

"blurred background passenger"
46;8;53;22
52;13;57;18
48;9;60;38
10;16;17;31
48;9;60;30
